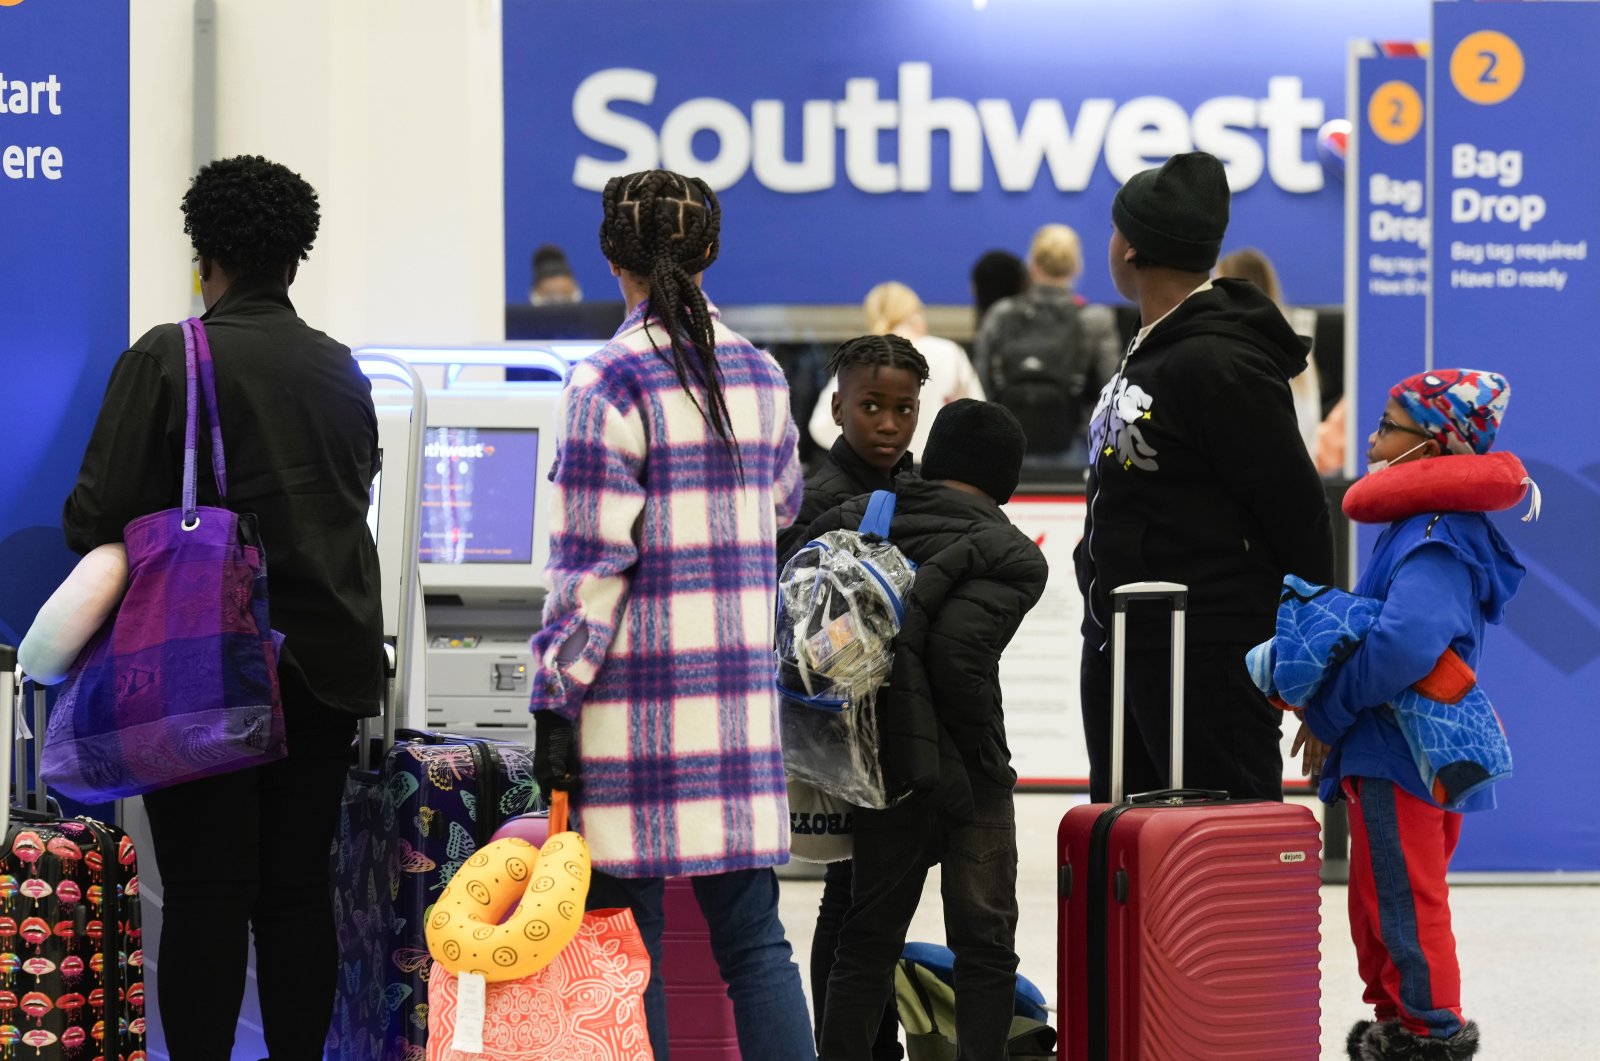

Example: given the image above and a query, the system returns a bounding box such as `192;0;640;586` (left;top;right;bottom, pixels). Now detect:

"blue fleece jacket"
1305;511;1525;810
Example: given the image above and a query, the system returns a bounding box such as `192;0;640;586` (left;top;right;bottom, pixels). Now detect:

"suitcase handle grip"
1128;788;1230;805
1110;581;1188;804
1112;581;1188;611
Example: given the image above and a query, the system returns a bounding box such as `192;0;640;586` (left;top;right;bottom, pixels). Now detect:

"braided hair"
599;170;739;472
826;334;931;385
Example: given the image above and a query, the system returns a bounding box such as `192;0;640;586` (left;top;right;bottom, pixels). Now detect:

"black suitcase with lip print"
1;650;145;1059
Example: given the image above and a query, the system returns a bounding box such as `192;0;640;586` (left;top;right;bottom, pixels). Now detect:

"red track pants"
1344;776;1467;1039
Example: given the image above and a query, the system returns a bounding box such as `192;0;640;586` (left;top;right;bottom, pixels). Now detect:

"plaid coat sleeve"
775;410;804;529
529;368;647;720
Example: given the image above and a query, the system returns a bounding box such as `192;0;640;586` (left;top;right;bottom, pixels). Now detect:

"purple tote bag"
42;317;288;800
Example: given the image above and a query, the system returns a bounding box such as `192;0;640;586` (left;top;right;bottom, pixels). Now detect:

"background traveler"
973;224;1121;464
1216;247;1323;459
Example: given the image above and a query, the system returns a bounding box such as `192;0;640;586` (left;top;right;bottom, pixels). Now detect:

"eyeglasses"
1376;415;1431;440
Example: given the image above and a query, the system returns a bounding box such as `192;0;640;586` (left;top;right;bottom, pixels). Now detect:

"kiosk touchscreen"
416;388;561;733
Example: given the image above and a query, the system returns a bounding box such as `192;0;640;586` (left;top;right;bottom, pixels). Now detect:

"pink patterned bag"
426;907;653;1060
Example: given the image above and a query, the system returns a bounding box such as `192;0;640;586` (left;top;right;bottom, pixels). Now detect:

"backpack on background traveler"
987;295;1089;456
894;942;1057;1061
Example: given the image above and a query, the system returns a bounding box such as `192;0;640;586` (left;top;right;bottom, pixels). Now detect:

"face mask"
1366;438;1430;476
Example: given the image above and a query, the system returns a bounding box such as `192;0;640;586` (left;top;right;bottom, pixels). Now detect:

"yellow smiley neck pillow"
425;791;591;981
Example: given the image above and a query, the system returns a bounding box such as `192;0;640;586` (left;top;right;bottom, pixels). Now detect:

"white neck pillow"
18;543;130;685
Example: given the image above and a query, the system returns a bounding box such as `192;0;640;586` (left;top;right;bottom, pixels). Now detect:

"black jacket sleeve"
885;530;1048;803
1190;351;1336;586
882;546;974;815
924;545;1048;742
62;347;180;554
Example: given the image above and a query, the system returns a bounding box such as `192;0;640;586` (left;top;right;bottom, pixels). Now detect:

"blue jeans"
587;867;817;1061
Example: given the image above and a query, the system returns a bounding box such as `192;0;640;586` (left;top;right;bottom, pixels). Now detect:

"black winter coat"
1075;278;1334;651
810;478;1048;809
776;436;912;567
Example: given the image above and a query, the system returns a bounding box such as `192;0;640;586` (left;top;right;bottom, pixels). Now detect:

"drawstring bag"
41;317;288;800
787;778;855;863
775;490;914;810
426;792;653;1060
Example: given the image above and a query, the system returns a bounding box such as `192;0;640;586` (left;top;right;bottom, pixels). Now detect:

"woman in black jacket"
62;156;383;1060
780;335;926;1061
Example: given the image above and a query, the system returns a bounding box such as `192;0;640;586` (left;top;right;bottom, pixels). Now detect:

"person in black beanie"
806;399;1048;1061
1075;150;1335;804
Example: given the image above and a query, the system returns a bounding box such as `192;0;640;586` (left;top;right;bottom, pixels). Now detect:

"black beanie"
1112;152;1230;272
920;399;1027;504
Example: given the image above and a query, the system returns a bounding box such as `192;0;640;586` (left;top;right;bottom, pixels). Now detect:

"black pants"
1080;637;1284;803
812;860;904;1060
820;788;1019;1061
143;701;355;1061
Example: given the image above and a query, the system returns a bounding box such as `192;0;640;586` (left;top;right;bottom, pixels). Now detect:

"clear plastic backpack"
776;491;915;810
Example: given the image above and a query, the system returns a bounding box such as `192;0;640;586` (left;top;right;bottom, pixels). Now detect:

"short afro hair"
181;155;320;278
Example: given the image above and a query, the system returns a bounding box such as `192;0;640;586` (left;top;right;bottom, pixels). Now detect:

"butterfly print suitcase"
0;663;146;1060
327;731;537;1061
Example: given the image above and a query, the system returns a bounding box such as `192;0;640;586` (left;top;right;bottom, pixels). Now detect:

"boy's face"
832;364;921;473
1367;397;1438;468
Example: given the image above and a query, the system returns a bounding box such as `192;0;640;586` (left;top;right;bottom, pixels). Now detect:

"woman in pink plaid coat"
528;170;816;1061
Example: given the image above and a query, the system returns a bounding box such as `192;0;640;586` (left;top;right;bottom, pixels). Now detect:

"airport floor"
775;793;1600;1061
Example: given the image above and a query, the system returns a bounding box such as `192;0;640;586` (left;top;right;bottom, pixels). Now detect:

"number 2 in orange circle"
1451;31;1525;105
1368;81;1423;146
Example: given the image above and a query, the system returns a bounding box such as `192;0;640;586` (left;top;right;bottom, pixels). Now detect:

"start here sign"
0;0;130;661
0;72;67;179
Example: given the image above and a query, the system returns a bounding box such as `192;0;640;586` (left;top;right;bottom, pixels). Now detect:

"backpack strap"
860;490;897;540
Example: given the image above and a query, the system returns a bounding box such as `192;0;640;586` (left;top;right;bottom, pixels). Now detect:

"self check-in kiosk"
360;345;576;735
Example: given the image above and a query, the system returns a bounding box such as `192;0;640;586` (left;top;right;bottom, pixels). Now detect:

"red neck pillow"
1343;451;1538;525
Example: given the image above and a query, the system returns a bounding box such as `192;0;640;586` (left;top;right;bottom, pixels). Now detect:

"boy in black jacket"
778;335;927;565
811;400;1048;1061
1075;151;1334;804
781;334;928;1061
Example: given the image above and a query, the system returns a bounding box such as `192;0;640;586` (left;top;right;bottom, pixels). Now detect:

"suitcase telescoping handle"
1;648;14;837
354;353;429;769
1110;581;1188;804
2;653;53;827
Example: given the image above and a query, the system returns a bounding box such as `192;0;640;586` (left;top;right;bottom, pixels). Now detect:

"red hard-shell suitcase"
663;878;739;1059
1057;583;1322;1060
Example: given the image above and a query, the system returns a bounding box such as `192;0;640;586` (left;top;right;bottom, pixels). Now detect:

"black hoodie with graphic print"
1073;278;1334;649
